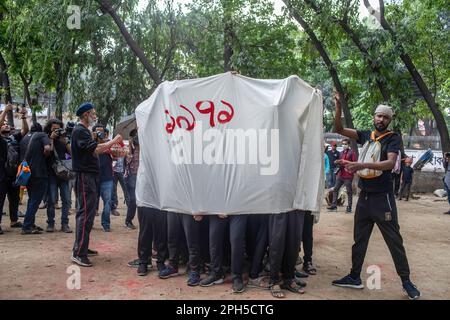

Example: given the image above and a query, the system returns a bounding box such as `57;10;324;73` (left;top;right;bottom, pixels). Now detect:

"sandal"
281;280;305;294
270;284;285;298
304;262;317;275
248;276;270;290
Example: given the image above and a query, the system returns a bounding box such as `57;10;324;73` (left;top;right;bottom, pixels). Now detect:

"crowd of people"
4;91;450;300
0;103;135;236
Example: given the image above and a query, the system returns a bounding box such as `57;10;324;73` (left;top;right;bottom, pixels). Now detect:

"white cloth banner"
135;72;324;215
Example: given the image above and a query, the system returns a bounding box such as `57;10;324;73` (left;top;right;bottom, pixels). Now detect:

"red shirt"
338;149;357;179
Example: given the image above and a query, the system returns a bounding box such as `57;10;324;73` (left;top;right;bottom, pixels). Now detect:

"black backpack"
5;138;20;178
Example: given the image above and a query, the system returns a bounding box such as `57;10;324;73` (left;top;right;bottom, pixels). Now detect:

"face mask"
343;145;349;150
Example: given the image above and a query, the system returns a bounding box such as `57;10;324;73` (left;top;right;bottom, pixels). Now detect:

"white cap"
374;104;394;119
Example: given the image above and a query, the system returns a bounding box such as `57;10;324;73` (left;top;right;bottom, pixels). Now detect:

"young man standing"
326;141;340;188
111;156;129;216
22;119;52;234
71;102;122;267
327;138;357;213
0;104;28;234
44;119;72;233
398;158;414;201
331;93;421;300
94;125;114;232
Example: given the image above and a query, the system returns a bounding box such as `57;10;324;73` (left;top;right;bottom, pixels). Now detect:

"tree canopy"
0;0;448;149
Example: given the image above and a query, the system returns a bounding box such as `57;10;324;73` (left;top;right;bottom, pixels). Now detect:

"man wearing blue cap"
70;102;123;267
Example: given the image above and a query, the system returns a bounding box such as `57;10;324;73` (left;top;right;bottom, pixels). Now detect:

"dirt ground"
0;191;449;300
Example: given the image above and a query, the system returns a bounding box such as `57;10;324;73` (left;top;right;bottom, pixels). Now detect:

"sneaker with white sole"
402;280;421;300
332;274;364;289
200;273;224;287
71;255;93;267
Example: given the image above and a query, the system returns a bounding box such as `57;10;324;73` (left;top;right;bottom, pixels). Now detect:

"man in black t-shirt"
43;119;72;233
330;93;421;300
70;102;122;267
0;104;29;234
22;127;52;234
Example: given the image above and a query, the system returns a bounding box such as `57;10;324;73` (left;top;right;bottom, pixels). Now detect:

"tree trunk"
221;0;234;72
284;0;358;153
54;62;66;121
303;0;390;101
97;0;161;86
0;51;14;126
20;74;36;124
364;0;450;152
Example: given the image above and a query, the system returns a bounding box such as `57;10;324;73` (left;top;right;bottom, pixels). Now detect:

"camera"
96;131;106;140
55;128;66;136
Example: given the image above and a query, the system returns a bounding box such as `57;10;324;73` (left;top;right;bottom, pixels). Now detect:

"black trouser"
73;172;99;258
167;212;201;272
302;211;314;265
209;215;248;279
0;179;20;224
332;177;353;208
398;182;412;200
351;191;410;281
268;210;305;285
247;214;269;279
199;216;210;265
137;206;168;269
393;172;401;196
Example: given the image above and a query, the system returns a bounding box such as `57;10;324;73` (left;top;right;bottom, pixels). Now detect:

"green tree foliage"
0;0;448;139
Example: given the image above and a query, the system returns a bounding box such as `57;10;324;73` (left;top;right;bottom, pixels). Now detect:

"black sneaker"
71;255;93;267
87;249;98;256
103;226;111;232
200;273;224;287
61;224;73;233
346;206;352;213
125;222;136;230
22;228;42;235
402;280;421;300
32;225;44;232
46;224;55;233
10;221;23;228
187;271;201;286
327;206;337;211
232;277;245;293
0;226;3;235
159;265;179;279
111;210;120;216
137;263;148;276
332;274;364;289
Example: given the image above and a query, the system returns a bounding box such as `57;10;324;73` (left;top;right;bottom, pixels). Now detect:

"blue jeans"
327;170;337;188
112;171;129;210
46;175;70;226
100;180;113;229
445;179;450;205
23;178;48;230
